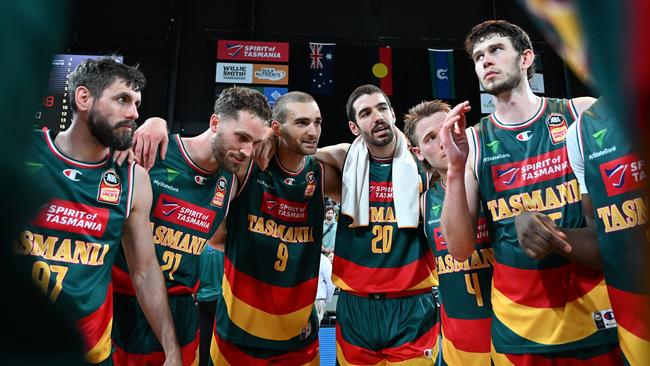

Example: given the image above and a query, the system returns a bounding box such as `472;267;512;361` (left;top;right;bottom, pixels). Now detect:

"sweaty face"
352;93;395;147
414;111;448;173
277;101;322;156
472;35;525;96
211;110;268;173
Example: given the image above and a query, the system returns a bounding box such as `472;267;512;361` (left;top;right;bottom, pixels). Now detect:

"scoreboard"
35;54;123;131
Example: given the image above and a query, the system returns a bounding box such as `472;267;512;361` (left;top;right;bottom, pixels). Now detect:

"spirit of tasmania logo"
31;198;109;237
261;191;308;223
491;148;572;192
599;153;645;197
152;193;216;233
433;216;489;252
369;181;393;202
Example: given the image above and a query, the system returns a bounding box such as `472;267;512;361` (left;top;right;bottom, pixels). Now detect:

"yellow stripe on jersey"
210;335;231;366
490;343;515;366
332;273;355;292
491;279;611;345
408;271;438;290
441;333;491;366
222;278;313;341
619;325;650;366
84;319;112;363
336;341;384;366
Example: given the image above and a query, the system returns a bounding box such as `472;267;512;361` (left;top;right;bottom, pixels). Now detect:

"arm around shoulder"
316;143;350;172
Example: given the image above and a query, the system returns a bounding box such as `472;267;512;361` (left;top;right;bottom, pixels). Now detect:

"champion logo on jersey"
63;168;82;181
97;169;121;205
545;113;568;144
195;175;207;185
496;167;519;186
516;130;533;141
284;177;296;186
599;153;645;196
161;199;181;216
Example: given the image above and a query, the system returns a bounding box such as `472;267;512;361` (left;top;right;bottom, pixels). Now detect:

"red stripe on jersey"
168;283;199;296
113;332;199;366
608;286;650;341
214;332;318;365
440;304;491;353
503;345;622;366
112;265;136;296
332;251;435;293
493;261;602;308
224;257;318;315
77;283;113;351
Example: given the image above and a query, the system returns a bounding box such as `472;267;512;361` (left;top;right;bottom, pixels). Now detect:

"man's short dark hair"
465;20;535;80
214;87;272;123
346;84;392;123
68;57;146;113
272;91;316;124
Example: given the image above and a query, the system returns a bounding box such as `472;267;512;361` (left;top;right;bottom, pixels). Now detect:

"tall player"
440;20;620;365
404;100;494;366
316;85;439;365
209;91;341;365
111;87;271;365
15;58;181;365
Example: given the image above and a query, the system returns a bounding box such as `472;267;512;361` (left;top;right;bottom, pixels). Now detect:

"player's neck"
183;131;219;172
276;147;305;172
366;132;397;159
55;119;110;163
493;82;541;125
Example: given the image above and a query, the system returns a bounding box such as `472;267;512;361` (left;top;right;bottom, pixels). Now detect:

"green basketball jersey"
332;156;437;294
578;98;649;359
113;134;234;295
472;97;617;353
16;129;134;363
423;180;493;357
216;156;324;351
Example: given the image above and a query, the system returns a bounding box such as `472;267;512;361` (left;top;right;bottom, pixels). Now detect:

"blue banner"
428;49;455;100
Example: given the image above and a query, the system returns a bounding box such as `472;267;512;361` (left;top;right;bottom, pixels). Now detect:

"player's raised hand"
439;101;471;172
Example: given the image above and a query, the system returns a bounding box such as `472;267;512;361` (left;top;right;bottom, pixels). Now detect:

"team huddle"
15;19;648;366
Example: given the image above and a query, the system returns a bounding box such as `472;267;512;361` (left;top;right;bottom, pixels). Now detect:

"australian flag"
309;42;335;95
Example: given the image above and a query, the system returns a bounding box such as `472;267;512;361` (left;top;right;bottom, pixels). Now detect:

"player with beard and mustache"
127;91;341;365
315;85;439;365
440;20;621;365
15;57;182;365
110;87;272;366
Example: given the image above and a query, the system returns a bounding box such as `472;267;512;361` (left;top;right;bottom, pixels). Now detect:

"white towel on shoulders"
340;130;421;228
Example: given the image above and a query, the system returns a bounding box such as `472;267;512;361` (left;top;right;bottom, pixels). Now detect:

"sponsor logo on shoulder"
545;113;568;144
588;129;618;160
599;154;645;196
97;169;121;205
63;169;82;181
491;148;572;192
304;171;316;197
483;139;511;163
152;179;179;192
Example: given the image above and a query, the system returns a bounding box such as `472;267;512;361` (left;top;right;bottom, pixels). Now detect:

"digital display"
35;54;123;131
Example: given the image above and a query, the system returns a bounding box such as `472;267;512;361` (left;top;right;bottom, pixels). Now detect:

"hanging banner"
217;40;289;62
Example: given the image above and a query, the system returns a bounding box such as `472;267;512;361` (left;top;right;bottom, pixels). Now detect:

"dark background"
63;0;589;146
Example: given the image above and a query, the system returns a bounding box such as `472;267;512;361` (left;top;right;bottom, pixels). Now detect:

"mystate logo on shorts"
599;153;645;197
31;198;109;237
491;148;572;192
153;193;216;233
261;192;308;223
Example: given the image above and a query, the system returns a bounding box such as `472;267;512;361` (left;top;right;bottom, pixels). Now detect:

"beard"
361;122;395;147
87;108;136;150
482;71;522;96
211;131;245;173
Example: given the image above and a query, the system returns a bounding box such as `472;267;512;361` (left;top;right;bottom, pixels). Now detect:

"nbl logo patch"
304;171;316;197
545;113;569;144
211;176;229;208
599;154;645;197
97;169;122;205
